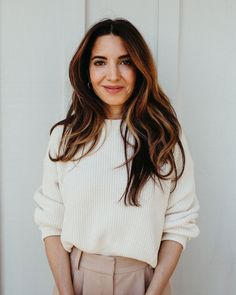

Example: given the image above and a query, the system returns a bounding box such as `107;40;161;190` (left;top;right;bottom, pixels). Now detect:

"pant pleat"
52;247;172;295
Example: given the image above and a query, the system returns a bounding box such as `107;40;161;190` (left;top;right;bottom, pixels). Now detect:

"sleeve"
33;125;65;240
161;130;200;250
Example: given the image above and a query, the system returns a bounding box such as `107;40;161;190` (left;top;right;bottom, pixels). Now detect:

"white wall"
175;1;236;294
0;0;235;294
0;1;85;294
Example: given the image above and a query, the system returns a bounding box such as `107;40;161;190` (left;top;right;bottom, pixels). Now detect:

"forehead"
91;34;128;56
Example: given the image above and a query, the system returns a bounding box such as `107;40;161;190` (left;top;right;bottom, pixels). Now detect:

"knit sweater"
33;119;200;268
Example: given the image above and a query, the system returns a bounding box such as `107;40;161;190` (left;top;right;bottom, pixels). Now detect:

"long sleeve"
32;120;200;268
161;130;200;250
33;125;65;240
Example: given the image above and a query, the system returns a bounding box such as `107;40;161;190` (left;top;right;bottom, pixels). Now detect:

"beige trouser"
52;246;172;295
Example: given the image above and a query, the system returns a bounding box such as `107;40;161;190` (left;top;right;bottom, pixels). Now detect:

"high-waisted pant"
52;246;172;295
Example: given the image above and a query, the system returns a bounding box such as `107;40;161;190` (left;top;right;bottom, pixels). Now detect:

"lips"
103;85;124;94
103;85;124;89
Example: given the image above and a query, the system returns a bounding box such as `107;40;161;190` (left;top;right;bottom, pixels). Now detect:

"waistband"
70;247;151;275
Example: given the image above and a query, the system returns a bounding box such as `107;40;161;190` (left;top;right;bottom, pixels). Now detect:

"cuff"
40;226;62;241
161;233;188;250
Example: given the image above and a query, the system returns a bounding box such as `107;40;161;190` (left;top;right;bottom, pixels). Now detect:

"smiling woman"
33;18;200;295
89;34;136;118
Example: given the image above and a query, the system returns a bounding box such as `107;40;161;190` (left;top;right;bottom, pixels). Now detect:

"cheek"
125;69;136;89
89;66;105;83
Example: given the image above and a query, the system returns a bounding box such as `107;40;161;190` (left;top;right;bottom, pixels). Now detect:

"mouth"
103;85;124;94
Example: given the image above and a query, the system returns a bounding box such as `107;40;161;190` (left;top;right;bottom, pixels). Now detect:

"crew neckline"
105;118;122;121
104;118;123;130
104;118;122;124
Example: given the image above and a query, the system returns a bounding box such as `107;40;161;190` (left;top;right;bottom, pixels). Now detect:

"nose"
106;63;120;81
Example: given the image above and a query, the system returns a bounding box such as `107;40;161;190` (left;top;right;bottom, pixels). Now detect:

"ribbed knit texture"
33;119;200;268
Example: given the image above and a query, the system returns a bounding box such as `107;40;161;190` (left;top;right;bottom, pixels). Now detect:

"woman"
33;18;200;295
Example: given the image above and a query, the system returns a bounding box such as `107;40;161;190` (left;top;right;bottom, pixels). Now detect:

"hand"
145;289;161;295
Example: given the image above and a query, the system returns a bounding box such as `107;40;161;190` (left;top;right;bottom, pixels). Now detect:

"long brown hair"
50;18;185;206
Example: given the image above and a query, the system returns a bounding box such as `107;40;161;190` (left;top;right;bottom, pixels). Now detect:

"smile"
103;86;124;94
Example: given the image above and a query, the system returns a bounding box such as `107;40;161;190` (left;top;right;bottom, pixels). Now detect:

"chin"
101;97;127;105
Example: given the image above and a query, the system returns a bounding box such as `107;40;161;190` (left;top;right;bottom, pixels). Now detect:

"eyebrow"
91;54;131;61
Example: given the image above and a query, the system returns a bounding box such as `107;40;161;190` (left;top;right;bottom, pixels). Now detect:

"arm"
145;240;182;295
146;130;200;294
44;236;74;295
33;126;73;294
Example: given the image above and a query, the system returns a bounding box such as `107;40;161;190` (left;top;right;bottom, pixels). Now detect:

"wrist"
61;291;74;295
59;284;74;295
145;290;161;295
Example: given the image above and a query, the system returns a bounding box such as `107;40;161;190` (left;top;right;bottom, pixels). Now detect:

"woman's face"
89;34;136;119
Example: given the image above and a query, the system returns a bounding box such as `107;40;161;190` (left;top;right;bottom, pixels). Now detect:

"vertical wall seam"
176;0;183;115
0;0;3;291
85;0;88;31
61;0;87;117
61;0;66;118
157;0;160;66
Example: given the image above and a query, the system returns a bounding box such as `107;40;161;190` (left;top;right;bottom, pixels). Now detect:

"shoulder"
173;128;192;159
170;127;195;180
48;124;65;156
50;124;64;140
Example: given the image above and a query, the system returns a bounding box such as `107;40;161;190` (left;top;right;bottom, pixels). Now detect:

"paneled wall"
0;0;235;294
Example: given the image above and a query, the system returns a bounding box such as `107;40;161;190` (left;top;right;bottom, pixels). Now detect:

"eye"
94;60;105;66
121;59;132;65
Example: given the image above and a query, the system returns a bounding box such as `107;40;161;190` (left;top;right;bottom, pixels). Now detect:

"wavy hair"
50;18;185;206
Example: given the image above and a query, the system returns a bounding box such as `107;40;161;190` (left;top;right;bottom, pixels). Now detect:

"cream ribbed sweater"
33;119;200;268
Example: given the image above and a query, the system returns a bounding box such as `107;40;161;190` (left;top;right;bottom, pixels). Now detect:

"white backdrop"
0;0;235;294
